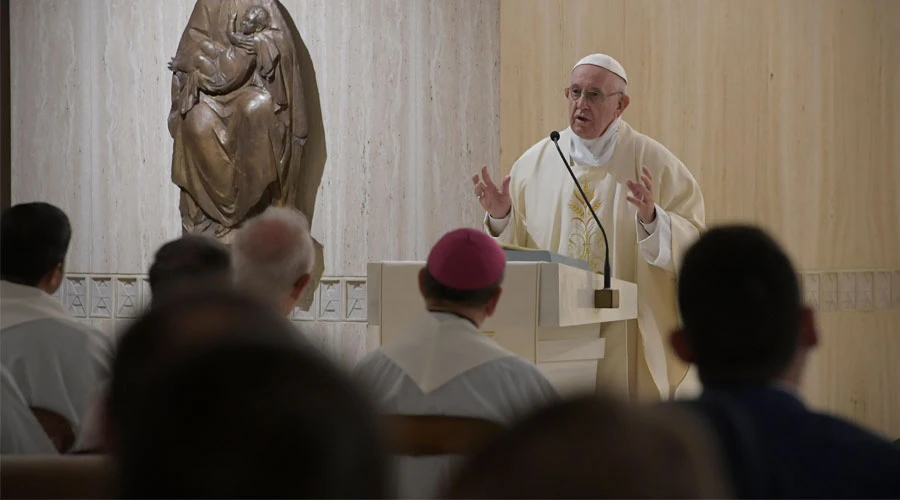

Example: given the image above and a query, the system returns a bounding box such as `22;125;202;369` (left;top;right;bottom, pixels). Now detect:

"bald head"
232;206;314;316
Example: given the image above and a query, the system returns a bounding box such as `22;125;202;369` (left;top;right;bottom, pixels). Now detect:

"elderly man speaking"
473;54;705;400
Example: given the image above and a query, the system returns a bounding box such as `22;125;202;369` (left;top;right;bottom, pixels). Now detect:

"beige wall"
500;0;900;437
10;0;500;367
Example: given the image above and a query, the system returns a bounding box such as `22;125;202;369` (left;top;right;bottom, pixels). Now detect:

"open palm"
472;166;512;219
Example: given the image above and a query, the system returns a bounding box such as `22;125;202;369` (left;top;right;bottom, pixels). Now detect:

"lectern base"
594;288;620;309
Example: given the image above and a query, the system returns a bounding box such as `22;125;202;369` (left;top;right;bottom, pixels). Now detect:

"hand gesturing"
626;166;657;224
472;166;512;219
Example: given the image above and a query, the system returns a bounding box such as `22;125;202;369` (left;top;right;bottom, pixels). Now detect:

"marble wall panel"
303;322;369;373
88;1;186;274
11;0;500;365
280;0;500;274
10;0;94;272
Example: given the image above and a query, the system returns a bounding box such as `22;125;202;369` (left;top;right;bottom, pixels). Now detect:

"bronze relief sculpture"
168;0;308;243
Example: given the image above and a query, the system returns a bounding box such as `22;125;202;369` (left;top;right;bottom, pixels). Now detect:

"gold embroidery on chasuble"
567;180;605;272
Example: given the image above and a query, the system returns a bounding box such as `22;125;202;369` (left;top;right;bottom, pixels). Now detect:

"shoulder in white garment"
353;313;559;499
1;366;58;454
1;283;112;435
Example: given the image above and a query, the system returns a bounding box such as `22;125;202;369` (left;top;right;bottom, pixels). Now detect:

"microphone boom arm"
550;133;612;290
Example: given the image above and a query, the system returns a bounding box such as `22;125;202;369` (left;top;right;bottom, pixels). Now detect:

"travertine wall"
10;0;500;368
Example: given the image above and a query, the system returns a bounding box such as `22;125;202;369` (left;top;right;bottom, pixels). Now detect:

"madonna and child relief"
168;0;308;244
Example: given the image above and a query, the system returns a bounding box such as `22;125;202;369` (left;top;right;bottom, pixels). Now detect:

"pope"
473;54;706;400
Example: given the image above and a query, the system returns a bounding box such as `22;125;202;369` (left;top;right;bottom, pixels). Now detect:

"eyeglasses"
566;86;624;105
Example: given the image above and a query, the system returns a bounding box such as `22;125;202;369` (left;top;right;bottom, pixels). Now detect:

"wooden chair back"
0;455;113;499
381;414;504;456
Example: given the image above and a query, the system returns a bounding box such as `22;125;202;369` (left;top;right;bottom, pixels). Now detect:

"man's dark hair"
114;317;388;498
678;225;802;387
420;267;503;308
0;202;72;286
147;235;231;305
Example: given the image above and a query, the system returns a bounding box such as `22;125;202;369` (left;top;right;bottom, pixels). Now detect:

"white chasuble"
484;122;705;399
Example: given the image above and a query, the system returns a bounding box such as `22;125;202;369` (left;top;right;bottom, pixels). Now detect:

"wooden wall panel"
805;311;900;438
500;0;900;437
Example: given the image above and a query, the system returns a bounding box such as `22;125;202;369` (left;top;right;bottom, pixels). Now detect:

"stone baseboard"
54;274;368;323
52;270;900;325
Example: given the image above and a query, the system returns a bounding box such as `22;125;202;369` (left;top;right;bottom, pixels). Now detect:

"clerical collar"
427;309;479;328
570;117;620;167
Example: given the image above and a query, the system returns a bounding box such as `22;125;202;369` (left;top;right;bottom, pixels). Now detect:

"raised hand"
626;166;656;224
472;166;512;219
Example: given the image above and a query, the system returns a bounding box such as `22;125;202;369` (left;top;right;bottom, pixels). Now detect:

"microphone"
550;131;617;308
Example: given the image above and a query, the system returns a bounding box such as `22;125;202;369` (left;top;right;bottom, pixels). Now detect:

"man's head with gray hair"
232;206;315;316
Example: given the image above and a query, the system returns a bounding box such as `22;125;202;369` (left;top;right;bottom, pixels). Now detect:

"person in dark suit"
670;225;900;499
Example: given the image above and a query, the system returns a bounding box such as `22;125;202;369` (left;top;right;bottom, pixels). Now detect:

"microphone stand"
550;131;619;309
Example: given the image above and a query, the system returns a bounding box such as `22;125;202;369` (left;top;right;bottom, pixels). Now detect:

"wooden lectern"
367;250;639;397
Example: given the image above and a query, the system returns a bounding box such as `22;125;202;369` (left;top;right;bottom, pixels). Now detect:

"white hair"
231;206;314;307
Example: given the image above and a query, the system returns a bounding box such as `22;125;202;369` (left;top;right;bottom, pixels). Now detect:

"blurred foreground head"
448;394;730;499
108;290;388;498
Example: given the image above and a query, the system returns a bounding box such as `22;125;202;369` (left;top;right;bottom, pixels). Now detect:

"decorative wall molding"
54;270;900;323
116;277;141;318
799;271;900;312
346;280;368;322
318;279;344;321
89;277;113;318
64;276;88;319
57;274;369;323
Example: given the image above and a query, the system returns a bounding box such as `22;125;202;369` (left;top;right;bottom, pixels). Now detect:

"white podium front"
367;261;638;397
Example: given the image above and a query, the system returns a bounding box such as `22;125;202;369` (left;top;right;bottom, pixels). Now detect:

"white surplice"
1;366;57;455
353;311;559;499
1;280;111;437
